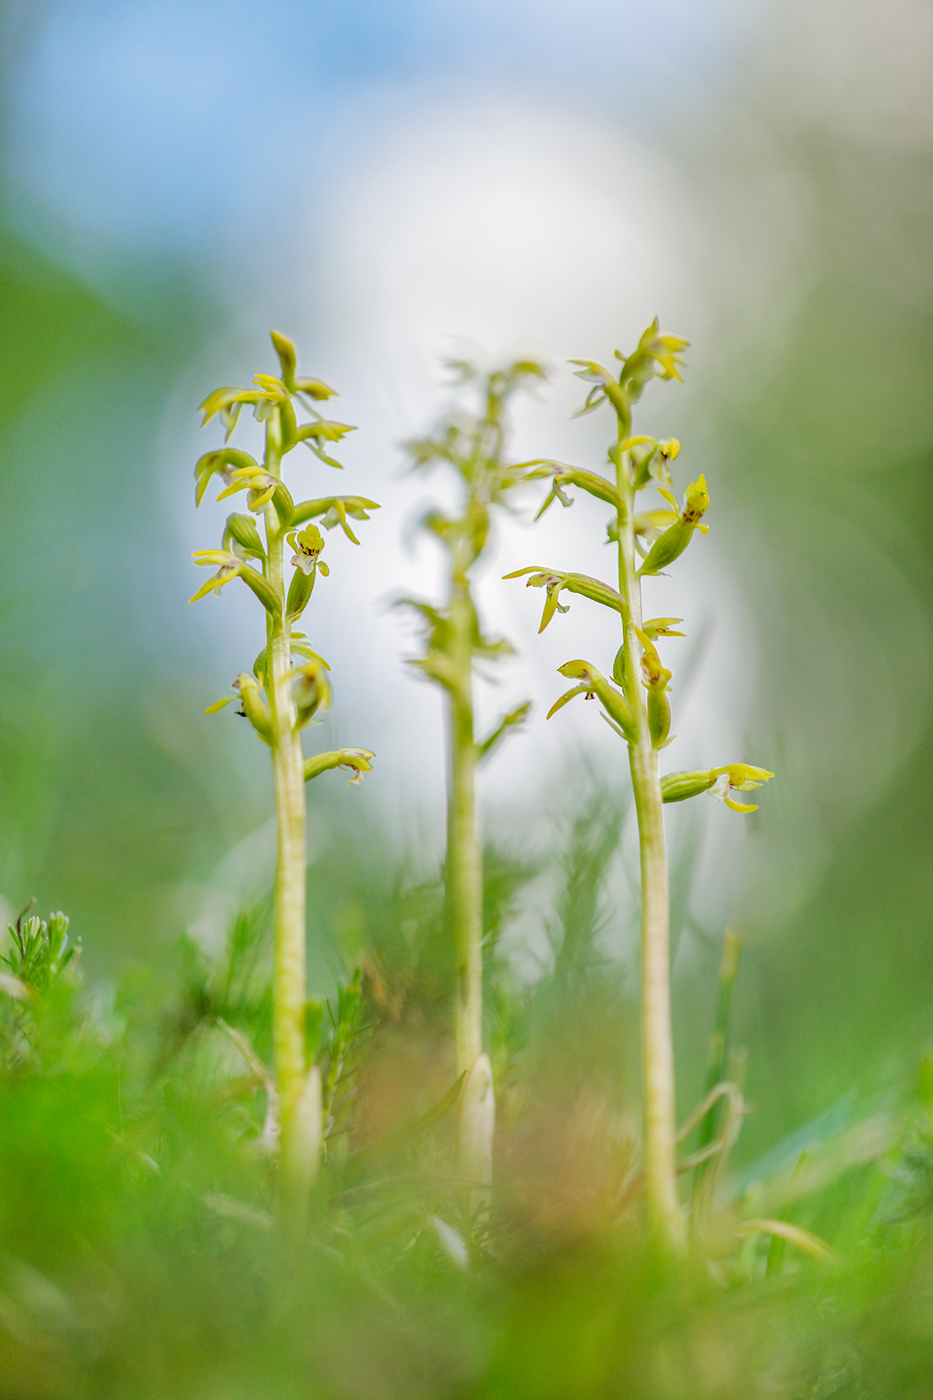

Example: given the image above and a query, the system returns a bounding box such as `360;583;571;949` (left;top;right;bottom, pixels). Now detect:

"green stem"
616;449;684;1254
264;418;313;1218
448;620;482;1078
447;559;494;1186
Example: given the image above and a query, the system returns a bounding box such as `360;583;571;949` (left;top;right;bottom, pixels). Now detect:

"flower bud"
293;659;331;729
270;330;297;390
648;686;672;749
233;673;272;743
661;770;717;803
238;566;282;616
224;512;265;560
287;569;315;620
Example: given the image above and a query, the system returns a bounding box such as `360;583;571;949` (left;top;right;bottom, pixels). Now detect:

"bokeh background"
1;0;931;1160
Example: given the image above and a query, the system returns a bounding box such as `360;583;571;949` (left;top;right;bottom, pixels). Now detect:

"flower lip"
287;525;325;575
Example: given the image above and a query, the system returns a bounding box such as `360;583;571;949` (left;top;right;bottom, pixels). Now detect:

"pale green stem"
264;419;311;1218
445;395;505;1188
446;551;494;1187
616;448;684;1254
447;571;483;1079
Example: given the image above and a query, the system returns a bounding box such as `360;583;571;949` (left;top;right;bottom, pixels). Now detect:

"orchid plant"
399;354;545;1187
506;322;773;1252
190;331;378;1222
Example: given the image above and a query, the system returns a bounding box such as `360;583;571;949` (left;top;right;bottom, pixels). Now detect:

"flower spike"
508;323;769;1254
191;333;376;1208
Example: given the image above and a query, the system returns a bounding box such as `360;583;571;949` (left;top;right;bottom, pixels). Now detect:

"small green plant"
506;322;773;1252
1;901;78;996
190;331;378;1220
399;354;545;1185
1;902;81;1068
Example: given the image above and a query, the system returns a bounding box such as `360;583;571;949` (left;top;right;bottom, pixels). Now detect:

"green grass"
3;811;933;1400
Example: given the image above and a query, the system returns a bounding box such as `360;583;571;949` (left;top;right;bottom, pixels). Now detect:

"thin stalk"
409;368;533;1190
448;575;482;1079
615;442;684;1254
264;418;312;1217
447;400;505;1188
447;552;494;1187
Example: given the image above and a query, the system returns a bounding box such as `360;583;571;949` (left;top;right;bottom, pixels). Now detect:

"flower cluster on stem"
399;355;545;1188
506;321;773;1253
190;331;378;1226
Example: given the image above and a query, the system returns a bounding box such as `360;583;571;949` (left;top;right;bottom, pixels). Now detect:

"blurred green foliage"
0;228;252;966
3;851;933;1399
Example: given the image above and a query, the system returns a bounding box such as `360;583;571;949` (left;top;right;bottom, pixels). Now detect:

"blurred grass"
3;842;933;1400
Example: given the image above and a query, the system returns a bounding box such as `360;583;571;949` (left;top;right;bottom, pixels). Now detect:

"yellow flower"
188;549;244;603
286;525;328;577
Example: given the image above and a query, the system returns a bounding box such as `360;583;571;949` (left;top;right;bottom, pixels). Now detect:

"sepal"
198;386;262;431
295;420;356;445
216;466;294;524
289;495;380;542
550;659;636;740
304;748;375;786
189;549;244;603
295;420;354;469
503;565;625;631
194;448;259;505
512;460;623;518
642;617;685;639
294;377;337;401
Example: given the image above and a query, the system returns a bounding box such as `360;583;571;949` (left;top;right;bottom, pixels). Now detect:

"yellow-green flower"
216;465;279;513
708;763;774;813
638;476;710;576
188;549;244;603
661;763;774;812
287;525;328;577
292;658;331;727
304;748;375;786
